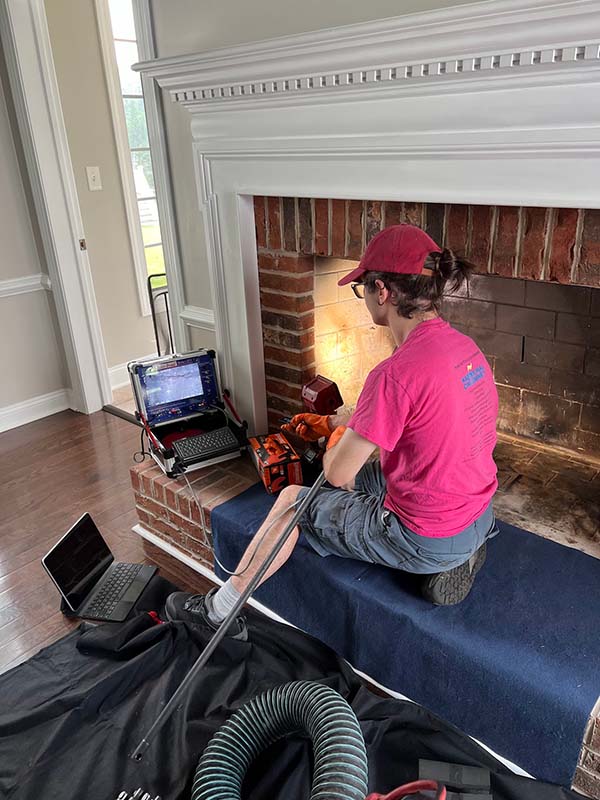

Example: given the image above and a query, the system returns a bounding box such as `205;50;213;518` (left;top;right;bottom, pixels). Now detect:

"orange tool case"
247;434;303;494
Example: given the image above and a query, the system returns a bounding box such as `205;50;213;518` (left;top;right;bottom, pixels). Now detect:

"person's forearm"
328;411;351;430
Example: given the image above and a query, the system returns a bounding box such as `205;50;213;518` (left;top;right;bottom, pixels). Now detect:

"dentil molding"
134;0;600;109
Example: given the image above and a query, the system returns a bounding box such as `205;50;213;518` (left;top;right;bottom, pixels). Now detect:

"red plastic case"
248;434;303;494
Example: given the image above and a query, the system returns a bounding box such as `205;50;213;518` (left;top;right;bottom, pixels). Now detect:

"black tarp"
0;578;579;800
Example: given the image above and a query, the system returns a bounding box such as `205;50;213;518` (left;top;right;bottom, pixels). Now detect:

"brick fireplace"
255;197;600;458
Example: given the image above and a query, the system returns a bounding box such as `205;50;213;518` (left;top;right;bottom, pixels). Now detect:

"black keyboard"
173;426;239;463
85;562;143;619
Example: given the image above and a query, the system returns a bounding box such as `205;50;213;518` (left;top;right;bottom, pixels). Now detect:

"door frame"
0;0;112;413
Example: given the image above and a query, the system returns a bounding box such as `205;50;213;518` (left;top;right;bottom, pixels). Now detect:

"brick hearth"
130;456;259;571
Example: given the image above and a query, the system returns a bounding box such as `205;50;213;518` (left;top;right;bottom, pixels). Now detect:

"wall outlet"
86;166;102;191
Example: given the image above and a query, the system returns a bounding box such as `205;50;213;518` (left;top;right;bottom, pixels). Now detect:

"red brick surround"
254;198;600;286
130;457;258;570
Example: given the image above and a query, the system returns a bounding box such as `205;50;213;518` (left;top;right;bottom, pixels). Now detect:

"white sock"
207;578;241;625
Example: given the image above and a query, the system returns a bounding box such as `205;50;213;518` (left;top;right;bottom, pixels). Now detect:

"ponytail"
363;248;474;319
426;248;474;294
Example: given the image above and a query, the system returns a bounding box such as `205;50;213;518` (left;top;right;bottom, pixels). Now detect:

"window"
98;0;166;315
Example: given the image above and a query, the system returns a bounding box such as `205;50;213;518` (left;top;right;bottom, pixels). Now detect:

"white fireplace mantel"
135;0;600;434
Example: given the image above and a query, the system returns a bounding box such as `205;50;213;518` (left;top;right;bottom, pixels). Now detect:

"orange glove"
326;425;347;450
282;413;332;441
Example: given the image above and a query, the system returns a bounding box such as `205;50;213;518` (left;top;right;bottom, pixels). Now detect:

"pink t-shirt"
348;318;498;537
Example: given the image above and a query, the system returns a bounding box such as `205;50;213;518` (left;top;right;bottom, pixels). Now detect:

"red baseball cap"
337;224;442;286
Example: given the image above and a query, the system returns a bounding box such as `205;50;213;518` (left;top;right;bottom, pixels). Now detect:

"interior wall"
44;0;158;371
148;0;480;346
0;40;69;410
150;0;484;57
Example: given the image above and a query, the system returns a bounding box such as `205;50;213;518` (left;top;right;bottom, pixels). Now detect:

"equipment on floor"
194;681;368;800
41;513;156;622
193;678;448;800
128;350;247;477
116;789;160;800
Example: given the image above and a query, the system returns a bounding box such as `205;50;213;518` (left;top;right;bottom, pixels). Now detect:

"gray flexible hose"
193;680;369;800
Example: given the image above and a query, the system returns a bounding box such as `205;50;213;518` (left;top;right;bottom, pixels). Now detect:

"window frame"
95;0;159;317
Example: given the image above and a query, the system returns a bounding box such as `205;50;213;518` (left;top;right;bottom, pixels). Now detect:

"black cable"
133;429;149;463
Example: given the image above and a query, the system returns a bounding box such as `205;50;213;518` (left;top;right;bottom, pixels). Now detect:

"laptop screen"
42;514;113;610
136;353;220;426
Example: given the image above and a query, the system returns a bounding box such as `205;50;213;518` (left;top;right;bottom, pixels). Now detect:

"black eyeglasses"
351;283;365;299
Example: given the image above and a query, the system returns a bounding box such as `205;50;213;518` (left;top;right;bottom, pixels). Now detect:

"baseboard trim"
108;353;156;390
0;388;70;433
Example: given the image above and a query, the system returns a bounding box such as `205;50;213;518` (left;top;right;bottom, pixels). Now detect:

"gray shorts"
297;460;499;574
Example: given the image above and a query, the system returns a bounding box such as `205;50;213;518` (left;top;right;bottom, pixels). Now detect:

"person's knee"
277;484;304;508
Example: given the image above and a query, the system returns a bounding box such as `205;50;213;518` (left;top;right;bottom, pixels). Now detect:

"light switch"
86;166;102;191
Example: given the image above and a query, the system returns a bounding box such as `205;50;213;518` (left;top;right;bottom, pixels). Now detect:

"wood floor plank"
0;410;154;675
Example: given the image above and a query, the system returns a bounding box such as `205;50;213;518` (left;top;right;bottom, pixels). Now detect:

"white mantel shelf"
135;0;600;435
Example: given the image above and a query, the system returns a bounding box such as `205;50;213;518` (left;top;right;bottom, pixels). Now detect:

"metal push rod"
131;469;327;762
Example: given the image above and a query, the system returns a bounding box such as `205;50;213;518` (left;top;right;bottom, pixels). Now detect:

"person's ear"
374;279;388;306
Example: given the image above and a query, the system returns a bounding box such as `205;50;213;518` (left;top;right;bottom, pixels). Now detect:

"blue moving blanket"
211;483;600;787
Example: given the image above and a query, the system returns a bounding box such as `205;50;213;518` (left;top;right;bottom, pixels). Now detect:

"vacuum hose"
193;680;369;800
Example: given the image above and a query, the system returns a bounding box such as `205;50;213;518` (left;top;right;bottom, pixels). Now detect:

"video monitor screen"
138;354;219;425
144;362;203;406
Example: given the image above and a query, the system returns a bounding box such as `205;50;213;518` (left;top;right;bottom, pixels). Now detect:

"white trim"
132;0;187;350
0;273;51;298
179;305;215;331
108;362;131;391
94;0;152;318
135;523;534;779
0;389;70;433
159;50;600;112
134;0;600;109
108;351;156;390
0;0;111;412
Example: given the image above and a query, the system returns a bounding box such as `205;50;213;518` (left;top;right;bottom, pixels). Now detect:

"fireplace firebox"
255;196;600;458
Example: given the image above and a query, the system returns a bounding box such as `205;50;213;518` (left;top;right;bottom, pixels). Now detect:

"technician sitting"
167;224;499;636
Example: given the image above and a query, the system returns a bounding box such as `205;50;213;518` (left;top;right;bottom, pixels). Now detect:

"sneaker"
421;543;487;606
164;588;248;641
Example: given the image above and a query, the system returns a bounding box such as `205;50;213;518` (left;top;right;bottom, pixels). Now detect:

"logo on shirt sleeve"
461;364;485;389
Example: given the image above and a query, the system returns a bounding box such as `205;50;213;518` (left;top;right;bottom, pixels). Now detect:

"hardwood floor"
0;410;158;674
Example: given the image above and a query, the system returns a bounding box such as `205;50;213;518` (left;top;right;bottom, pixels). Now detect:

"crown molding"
134;0;600;108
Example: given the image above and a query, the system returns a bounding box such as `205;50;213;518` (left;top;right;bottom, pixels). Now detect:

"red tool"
301;374;344;415
366;780;447;800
